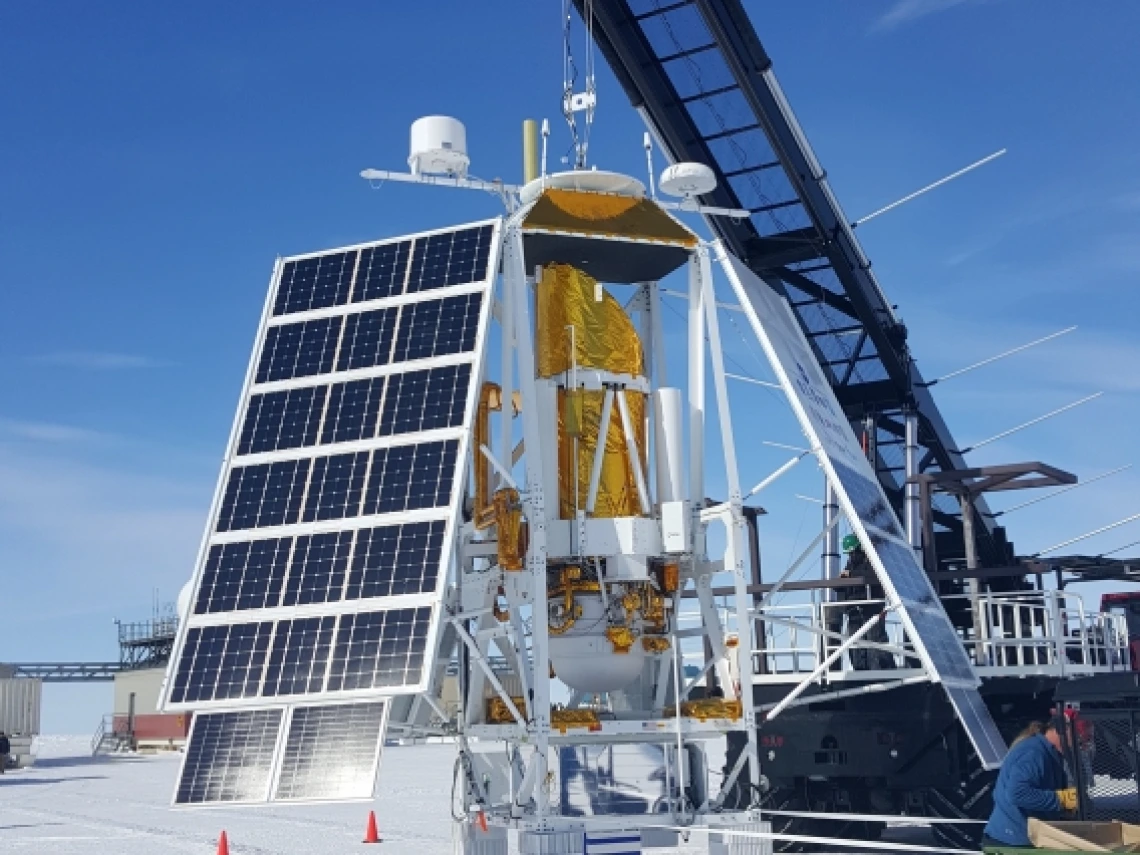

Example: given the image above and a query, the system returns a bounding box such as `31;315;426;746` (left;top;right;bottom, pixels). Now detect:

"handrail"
751;588;1129;682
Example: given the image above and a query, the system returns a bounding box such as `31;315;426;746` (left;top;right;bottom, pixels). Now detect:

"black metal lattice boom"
577;0;1008;568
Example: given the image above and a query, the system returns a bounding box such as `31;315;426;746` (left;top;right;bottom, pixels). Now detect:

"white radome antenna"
408;115;470;178
659;162;718;209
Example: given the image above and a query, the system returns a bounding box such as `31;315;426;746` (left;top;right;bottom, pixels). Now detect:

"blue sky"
2;1;1138;733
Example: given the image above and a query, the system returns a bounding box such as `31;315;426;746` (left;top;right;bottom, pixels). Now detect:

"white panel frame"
161;218;502;713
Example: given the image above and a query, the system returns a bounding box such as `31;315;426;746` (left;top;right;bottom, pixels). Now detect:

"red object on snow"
477;810;488;833
363;810;381;844
216;830;230;855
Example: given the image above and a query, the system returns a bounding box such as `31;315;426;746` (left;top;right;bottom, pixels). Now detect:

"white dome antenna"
408;116;470;178
659;162;717;206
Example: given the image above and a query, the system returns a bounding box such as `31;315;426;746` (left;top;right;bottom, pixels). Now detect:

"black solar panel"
406;224;494;294
326;607;431;692
347;520;446;599
165;220;498;731
195;539;290;614
216;440;457;533
361;440;458;516
216;459;311;532
336;307;398;372
171;608;430;703
175;709;282;805
392;293;483;363
274;251;358;317
256;316;342;383
273;701;387;801
354;241;411;303
321;377;386;445
281;531;354;606
262;616;337;697
238;386;327;455
171;622;274;704
193;523;447;618
378;364;471;437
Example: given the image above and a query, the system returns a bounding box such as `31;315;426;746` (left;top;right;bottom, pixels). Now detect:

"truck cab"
1100;591;1140;670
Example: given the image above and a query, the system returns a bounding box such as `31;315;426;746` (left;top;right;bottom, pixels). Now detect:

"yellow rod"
523;119;539;184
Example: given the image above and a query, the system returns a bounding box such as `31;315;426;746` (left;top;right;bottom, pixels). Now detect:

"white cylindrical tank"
548;594;646;693
408;116;470;177
653;388;684;504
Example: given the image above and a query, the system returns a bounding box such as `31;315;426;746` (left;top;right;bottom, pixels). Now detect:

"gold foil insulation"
474;382;501;530
536;263;648;519
522;188;698;247
536;263;644;378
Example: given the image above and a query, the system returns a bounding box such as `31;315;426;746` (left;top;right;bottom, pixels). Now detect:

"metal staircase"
90;714;133;756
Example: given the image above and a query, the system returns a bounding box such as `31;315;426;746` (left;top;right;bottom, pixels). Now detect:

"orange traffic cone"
476;810;488;833
363;810;381;844
216;830;230;855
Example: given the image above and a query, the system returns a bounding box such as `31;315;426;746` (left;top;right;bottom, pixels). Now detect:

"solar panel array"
164;220;500;804
722;250;1008;770
176;701;389;805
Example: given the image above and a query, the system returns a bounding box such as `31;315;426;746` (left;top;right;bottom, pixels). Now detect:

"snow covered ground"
0;737;934;854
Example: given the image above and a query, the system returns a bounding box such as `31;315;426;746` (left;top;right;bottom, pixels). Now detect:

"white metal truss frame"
160;218;503;713
171;696;391;808
446;232;766;833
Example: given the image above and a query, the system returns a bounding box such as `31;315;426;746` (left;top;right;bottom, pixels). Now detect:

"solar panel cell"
175;709;282;805
256;316;342;383
321;377;385;445
171;622;274;704
274;251;358;317
273;701;387;801
406;224;493;294
336;307;398;372
262;616;336;697
216;459;311;532
378;364;471;437
238;386;328;455
326;607;431;692
353;241;411;303
392;293;483;363
362;440;458;515
301;451;370;523
281;531;353;606
195;538;290;614
346;520;446;599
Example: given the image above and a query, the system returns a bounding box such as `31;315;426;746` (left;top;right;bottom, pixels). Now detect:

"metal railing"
751;589;1129;684
90;713;133;756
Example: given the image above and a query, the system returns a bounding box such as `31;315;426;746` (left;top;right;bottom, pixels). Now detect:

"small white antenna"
957;392;1102;454
541;119;550;184
852;148;1007;227
921;326;1077;388
644;132;656;198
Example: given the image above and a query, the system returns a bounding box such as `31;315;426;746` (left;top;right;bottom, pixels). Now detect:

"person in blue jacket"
983;719;1078;848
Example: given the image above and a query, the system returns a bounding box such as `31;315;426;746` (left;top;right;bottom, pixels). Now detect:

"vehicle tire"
927;747;996;851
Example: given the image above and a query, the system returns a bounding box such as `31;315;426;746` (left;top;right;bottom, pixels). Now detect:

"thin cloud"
0;417;108;444
870;0;976;32
28;350;169;370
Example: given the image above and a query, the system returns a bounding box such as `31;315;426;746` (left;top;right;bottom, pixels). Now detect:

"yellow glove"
1056;787;1079;812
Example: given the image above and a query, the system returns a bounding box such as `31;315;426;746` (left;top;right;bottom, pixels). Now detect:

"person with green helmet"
834;534;894;671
